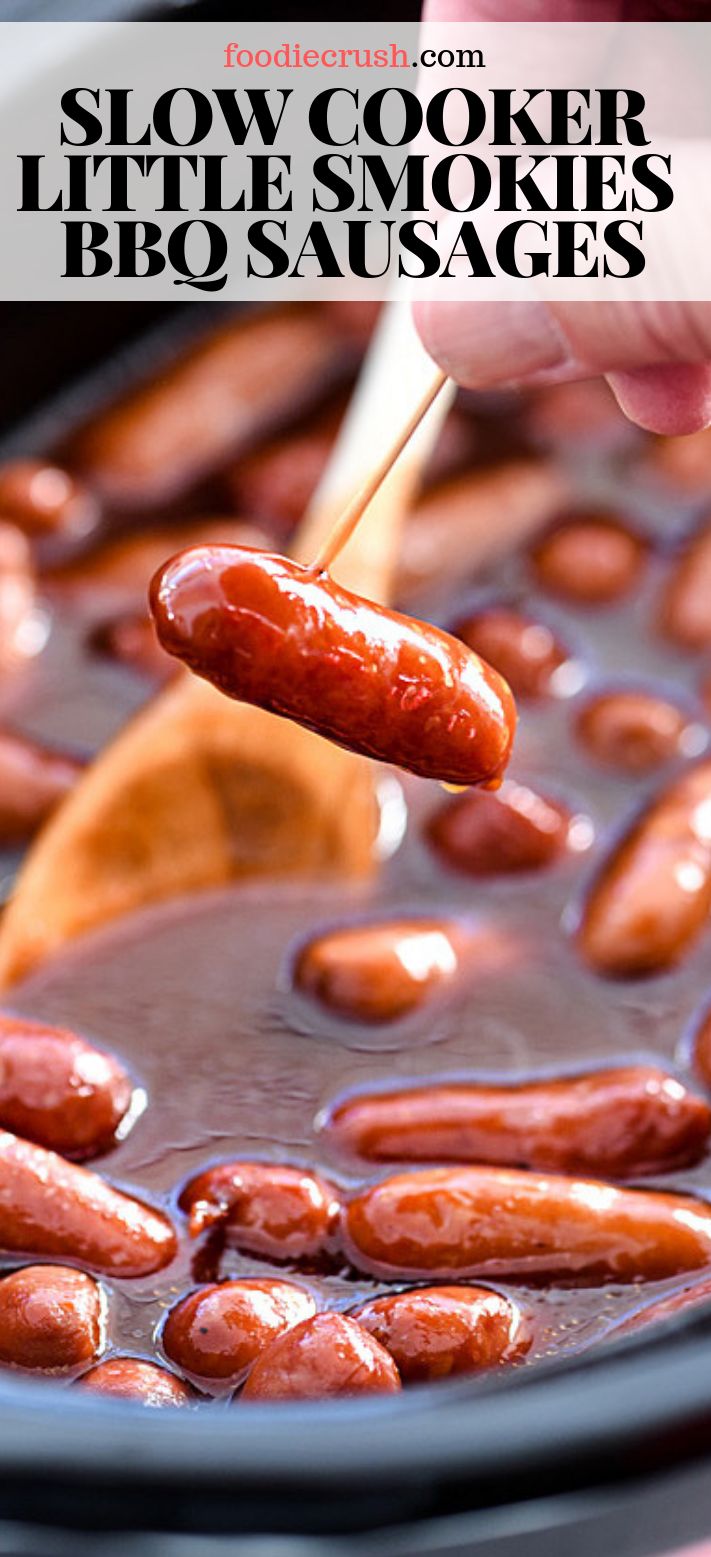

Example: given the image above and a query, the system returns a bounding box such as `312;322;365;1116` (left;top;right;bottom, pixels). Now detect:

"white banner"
0;20;709;300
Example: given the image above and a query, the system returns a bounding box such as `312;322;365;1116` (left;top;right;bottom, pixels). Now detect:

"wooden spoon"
0;304;453;988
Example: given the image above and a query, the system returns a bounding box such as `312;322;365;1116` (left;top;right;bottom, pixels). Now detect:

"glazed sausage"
578;759;711;976
67;306;350;509
179;1162;341;1264
150;546;516;788
324;1067;711;1178
294;919;466;1024
426;783;574;876
0;523;35;672
227;388;473;538
162;1279;316;1384
691;1003;711;1094
351;1286;529;1381
325;300;381;346
523;379;639;456
45;521;271;613
89;614;176;684
453;606;570;700
225;403;343;535
240;1313;401;1401
0;1265;103;1371
661;523;711;650
531;514;647;605
575;690;692;774
0;1015;133;1158
0;461;97;541
0;731;84;846
396;462;568;603
613;1276;711;1338
343;1167;711;1284
648;428;711;495
78;1357;192;1406
0;1132;176;1277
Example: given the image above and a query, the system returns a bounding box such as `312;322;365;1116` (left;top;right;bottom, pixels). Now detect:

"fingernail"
415;300;574;388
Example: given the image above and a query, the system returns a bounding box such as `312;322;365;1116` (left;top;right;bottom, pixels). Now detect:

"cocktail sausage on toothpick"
151;545;516;788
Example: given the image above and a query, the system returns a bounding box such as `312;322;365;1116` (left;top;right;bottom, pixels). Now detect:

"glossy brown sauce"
1;318;711;1398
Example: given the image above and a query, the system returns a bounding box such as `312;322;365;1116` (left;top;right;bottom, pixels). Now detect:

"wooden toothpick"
310;368;449;575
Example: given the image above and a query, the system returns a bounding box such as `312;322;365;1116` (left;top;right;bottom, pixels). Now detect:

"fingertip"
412;301;463;380
607;365;711;437
412;301;571;389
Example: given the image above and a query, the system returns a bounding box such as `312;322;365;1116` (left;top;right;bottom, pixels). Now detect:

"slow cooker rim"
0;1305;709;1488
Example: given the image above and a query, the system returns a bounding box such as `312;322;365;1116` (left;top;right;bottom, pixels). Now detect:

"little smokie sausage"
324;1068;711;1178
531;514;647;605
351;1286;529;1381
89;614;176;685
396;462;568;603
179;1162;341;1264
240;1313;401;1401
523;380;639;457
225;403;344;535
693;1003;711;1091
575;690;692;774
326;301;381;346
0;523;36;673
45;520;271;614
0;1015;133;1158
150;546;516;788
0;731;84;846
661;521;711;649
0;1132;176;1277
426;783;573;876
0;461;97;541
649;430;711;496
162;1279;316;1384
578;759;711;976
67;306;350;510
613;1276;711;1338
343;1166;711;1284
453;606;570;700
78;1357;192;1405
0;1266;104;1372
294;919;466;1024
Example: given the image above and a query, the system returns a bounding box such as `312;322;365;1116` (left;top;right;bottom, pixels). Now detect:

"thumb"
413;299;711;435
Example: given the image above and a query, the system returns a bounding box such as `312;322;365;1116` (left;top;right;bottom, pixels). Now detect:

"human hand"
414;0;711;434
